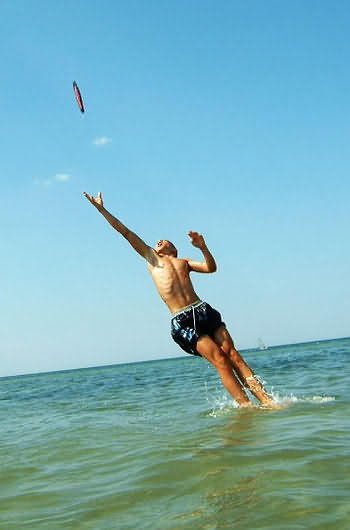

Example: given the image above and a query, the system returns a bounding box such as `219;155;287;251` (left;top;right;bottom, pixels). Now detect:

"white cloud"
33;173;71;188
54;173;70;182
93;136;112;147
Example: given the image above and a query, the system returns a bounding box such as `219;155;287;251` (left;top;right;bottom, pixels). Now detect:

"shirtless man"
83;192;273;408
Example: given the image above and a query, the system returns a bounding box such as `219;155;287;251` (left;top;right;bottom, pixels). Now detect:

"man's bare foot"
260;400;285;410
239;401;254;408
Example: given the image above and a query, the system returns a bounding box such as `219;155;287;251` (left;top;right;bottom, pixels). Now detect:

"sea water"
1;337;349;529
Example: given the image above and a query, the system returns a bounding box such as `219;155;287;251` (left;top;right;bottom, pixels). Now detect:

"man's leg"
213;325;273;406
196;334;252;408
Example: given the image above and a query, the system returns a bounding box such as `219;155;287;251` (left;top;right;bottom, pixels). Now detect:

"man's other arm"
186;231;217;273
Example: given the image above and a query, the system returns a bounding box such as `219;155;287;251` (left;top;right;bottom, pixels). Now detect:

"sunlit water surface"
1;338;349;529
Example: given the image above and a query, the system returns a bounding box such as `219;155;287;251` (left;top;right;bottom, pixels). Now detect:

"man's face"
155;240;177;256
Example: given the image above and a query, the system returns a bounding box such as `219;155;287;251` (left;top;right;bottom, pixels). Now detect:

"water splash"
208;393;240;417
207;387;335;417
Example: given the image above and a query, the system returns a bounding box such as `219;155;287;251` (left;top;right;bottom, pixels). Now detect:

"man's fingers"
83;192;99;204
188;232;200;241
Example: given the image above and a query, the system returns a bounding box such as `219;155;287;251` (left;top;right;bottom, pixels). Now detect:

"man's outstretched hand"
188;231;206;249
83;191;103;209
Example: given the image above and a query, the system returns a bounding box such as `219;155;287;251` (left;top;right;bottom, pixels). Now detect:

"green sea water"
1;337;349;529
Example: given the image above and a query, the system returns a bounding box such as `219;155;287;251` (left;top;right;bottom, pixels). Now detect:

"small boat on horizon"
257;338;268;351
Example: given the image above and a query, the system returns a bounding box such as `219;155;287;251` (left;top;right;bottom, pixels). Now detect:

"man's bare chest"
149;259;189;285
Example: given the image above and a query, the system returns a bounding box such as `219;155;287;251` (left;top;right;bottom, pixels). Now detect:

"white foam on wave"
268;385;335;406
270;392;335;406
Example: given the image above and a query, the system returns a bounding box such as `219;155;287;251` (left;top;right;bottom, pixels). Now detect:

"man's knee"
229;348;244;366
212;350;233;372
197;337;232;371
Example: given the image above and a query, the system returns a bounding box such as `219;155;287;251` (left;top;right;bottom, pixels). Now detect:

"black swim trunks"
171;301;224;356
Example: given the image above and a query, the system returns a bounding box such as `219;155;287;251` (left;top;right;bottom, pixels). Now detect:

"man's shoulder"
152;256;188;267
145;247;160;268
177;257;191;265
174;257;192;271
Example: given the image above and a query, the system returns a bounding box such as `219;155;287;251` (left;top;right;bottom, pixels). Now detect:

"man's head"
155;239;178;257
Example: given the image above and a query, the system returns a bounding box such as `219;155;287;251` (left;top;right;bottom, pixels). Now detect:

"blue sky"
1;0;349;376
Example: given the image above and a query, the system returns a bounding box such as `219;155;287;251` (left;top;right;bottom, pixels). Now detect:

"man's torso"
147;255;200;314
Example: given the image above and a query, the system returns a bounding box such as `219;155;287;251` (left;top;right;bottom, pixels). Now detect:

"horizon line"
1;335;349;381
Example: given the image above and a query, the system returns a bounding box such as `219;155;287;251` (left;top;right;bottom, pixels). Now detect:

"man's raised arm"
186;231;217;273
83;192;155;262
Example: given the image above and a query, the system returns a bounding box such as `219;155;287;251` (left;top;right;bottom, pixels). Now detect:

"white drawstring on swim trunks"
172;300;203;334
172;300;203;318
192;305;197;334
